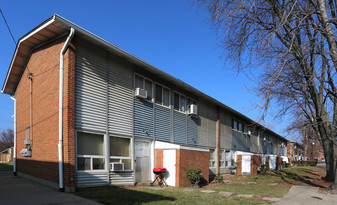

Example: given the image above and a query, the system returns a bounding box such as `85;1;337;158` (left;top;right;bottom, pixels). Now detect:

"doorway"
163;149;176;186
135;140;151;182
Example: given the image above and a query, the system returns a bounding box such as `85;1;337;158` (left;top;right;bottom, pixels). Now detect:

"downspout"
58;28;75;192
10;96;16;176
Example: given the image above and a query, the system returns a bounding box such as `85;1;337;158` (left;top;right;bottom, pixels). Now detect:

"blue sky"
0;0;294;140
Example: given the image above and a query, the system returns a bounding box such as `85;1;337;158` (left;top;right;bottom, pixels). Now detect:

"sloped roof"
1;14;288;142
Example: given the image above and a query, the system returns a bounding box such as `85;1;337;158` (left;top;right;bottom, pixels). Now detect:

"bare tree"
194;0;337;187
0;128;14;152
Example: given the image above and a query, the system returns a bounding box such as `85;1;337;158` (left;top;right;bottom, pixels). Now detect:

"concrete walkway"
0;171;101;205
276;185;337;205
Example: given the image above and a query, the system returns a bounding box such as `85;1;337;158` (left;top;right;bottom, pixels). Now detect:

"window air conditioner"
135;88;147;99
110;162;124;171
188;104;198;115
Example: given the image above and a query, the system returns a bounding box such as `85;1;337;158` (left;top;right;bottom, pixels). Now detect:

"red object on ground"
151;168;168;187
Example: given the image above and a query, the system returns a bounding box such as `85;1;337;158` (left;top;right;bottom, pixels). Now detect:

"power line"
0;8;32;76
0;8;16;45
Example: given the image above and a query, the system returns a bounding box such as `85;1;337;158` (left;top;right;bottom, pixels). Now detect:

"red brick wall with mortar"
155;149;163;168
176;149;209;187
265;157;270;169
251;155;261;175
236;155;242;174
15;37;75;189
276;156;283;170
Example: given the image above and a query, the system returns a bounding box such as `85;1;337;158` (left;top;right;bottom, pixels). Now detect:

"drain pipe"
10;96;16;176
59;28;75;192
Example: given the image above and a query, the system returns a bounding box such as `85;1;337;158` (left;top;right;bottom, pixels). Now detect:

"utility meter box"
20;148;32;157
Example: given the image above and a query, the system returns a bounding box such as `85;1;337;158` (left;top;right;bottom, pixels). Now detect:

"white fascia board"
2;16;56;94
154;141;209;152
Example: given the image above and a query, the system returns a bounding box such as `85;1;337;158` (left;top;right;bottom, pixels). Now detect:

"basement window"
77;132;105;171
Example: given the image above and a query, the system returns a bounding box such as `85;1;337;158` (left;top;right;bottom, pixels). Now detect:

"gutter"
58;28;75;192
10;96;16;175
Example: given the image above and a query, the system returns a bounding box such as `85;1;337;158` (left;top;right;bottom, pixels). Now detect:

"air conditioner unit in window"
188;104;198;115
110;162;124;171
135;88;147;99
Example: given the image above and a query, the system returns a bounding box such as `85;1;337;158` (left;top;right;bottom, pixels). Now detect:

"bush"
293;160;318;167
214;175;224;183
186;168;203;186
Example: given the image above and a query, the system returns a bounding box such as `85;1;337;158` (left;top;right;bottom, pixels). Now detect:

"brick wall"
265;157;270;169
251;155;261;175
15;37;75;190
155;149;163;168
176;149;209;187
236;155;242;174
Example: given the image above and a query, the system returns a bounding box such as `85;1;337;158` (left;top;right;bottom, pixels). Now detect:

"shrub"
186;168;203;186
214;175;224;183
260;164;268;175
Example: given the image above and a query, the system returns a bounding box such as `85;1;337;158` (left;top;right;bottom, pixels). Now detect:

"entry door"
242;155;251;174
163;150;176;186
135;140;151;182
269;156;276;170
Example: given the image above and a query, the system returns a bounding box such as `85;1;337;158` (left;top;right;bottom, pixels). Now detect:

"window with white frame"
135;75;153;101
77;132;105;171
155;84;170;107
174;92;186;112
219;150;225;167
209;149;216;167
110;136;132;170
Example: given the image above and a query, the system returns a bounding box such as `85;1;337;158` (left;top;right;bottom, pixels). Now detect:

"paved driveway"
0;171;101;205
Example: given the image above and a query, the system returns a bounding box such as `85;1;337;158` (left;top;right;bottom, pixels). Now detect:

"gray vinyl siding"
220;110;232;150
108;55;133;136
174;111;187;144
207;104;217;148
76;172;108;188
75;41;107;132
198;100;208;147
155;105;171;142
110;172;134;185
134;98;153;139
232;131;250;152
187;116;198;145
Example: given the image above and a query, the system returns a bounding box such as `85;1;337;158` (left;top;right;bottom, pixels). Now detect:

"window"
209;149;216;167
174;92;186;112
110;136;132;171
219;150;225;167
135;75;153;101
232;118;244;132
232;119;237;130
77;132;105;171
155;84;170;107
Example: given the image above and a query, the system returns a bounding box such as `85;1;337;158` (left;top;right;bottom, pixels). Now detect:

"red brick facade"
15;37;76;190
155;148;209;187
236;155;242;174
251;155;262;175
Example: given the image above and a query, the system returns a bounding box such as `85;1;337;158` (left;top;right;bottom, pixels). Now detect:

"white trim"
155;141;209;152
2;17;56;93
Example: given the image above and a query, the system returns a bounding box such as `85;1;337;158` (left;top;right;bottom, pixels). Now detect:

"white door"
163;149;176;186
135;140;151;182
269;156;276;170
242;155;251;174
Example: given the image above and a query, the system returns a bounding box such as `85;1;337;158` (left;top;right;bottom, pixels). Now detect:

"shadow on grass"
76;186;176;205
271;169;326;188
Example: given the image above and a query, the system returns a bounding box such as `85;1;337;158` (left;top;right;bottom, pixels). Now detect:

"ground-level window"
77;132;105;171
110;136;132;171
209;149;216;167
220;150;233;167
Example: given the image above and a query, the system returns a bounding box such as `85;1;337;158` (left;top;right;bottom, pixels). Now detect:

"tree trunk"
322;137;335;182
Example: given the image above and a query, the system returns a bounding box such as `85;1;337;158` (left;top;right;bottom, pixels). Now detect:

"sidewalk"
276;185;337;205
0;171;101;205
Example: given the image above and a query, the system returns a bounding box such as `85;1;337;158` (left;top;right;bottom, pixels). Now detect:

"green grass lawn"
208;166;315;198
75;166;318;205
0;162;13;171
